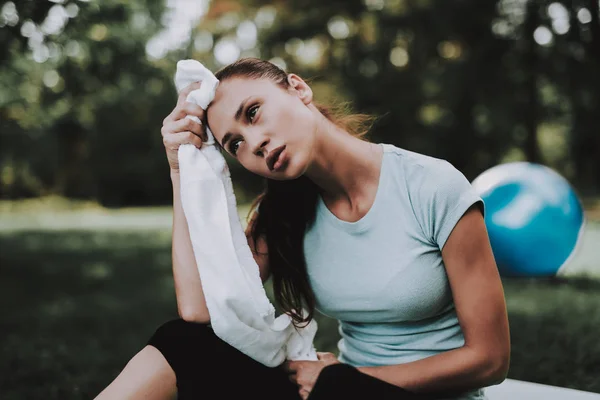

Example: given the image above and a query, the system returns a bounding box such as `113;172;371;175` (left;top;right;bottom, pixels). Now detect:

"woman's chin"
266;157;303;180
268;171;299;181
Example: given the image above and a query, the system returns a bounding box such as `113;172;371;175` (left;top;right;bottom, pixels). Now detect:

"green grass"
1;206;600;398
501;277;600;391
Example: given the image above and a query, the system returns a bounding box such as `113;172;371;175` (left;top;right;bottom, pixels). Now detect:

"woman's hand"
282;352;340;400
161;81;207;172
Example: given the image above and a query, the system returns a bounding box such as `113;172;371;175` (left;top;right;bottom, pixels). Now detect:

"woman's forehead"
206;79;252;137
212;77;277;106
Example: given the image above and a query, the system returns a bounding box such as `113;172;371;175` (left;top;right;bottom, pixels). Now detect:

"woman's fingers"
176;81;201;107
163;101;206;125
163;131;204;150
162;117;205;140
299;388;310;400
161;82;206;171
316;352;337;363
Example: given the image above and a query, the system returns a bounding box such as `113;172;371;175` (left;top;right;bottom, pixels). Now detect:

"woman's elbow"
484;350;510;386
178;306;211;324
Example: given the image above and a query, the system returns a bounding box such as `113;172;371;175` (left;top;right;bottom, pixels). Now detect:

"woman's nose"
252;137;269;157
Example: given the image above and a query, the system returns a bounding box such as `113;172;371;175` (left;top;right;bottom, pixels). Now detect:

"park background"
1;0;599;398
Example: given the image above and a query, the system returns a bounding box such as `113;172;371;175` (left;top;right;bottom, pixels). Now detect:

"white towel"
174;59;318;368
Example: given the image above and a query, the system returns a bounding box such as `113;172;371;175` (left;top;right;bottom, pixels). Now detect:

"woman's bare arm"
357;206;510;394
170;170;211;322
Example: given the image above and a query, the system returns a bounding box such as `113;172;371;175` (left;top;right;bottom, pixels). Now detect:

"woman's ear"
287;73;313;105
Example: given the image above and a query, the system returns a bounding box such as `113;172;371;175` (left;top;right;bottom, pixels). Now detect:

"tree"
0;0;177;205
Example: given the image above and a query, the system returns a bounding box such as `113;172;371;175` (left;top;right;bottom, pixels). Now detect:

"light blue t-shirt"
303;143;486;399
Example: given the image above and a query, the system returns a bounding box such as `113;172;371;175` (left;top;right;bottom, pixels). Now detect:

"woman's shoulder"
380;143;455;178
380;143;483;247
380;142;475;208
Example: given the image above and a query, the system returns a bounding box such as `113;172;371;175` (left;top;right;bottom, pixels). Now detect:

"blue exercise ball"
471;162;585;277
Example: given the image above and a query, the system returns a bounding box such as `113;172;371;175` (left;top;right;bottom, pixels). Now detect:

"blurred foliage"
0;0;176;205
0;0;599;205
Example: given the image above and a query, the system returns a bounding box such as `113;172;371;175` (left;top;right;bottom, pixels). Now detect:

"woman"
95;58;510;400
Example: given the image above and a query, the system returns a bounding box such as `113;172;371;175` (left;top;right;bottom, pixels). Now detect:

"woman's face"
206;75;317;180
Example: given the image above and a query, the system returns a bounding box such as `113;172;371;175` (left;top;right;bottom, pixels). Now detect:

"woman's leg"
309;363;437;400
94;345;176;400
98;318;302;400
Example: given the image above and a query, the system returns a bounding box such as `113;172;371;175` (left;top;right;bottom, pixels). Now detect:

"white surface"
486;379;600;399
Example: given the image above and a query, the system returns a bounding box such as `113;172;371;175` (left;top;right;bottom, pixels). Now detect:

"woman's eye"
229;139;242;155
247;104;259;122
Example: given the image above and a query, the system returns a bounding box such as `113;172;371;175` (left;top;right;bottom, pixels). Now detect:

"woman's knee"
148;319;214;351
147;319;216;377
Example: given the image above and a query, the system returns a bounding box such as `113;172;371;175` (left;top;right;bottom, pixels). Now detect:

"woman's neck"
304;117;383;211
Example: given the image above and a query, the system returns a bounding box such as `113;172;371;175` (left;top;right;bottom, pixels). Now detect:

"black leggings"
147;319;437;399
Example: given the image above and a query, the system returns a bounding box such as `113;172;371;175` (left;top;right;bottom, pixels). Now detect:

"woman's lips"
267;145;285;171
272;148;288;171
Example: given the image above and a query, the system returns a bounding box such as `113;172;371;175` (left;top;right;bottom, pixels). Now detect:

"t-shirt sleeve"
411;159;484;250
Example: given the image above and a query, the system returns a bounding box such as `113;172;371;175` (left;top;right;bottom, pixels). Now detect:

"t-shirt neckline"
317;143;390;233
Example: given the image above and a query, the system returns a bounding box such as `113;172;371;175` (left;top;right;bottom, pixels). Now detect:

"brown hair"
213;58;376;327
